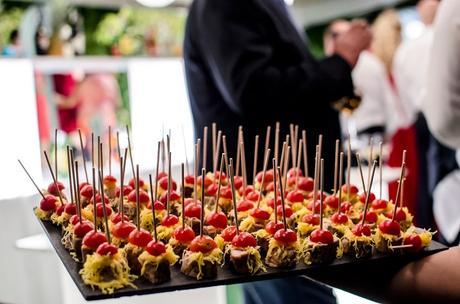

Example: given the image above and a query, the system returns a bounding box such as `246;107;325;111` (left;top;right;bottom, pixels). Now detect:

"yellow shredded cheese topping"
183;248;223;280
138;245;179;275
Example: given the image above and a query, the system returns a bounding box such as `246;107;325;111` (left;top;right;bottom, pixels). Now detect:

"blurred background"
0;0;446;303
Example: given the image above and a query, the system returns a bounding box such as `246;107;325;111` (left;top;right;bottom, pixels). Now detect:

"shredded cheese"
182;248;223;280
138;245;179;275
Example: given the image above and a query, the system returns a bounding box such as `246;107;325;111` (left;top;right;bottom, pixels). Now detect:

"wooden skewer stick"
279;141;286;177
274;122;280;165
149;174;158;241
240;139;248;198
54;129;58;184
212;123;217;170
379;142;383;201
290;124;296;168
98;169;111;243
253;135;259;184
154;142;161;203
90;167;97;231
108;126;112;176
338;152;344;213
400;150;407;208
200;168;206;237
203;126;208;172
119;156;125;222
116;131;121;161
295;139;302;190
194;141;200;203
222;135;229;168
319;159;325;230
78;129;89;183
256;149;271;209
91;133;95;169
126;125;136;179
277;166;288;230
367;137;373;188
356;153;367;194
136;164;141;230
283;145;291;191
161;138;166;173
99;142;105;188
389;244;413;249
18;160;46;200
167;151;172;216
272;158;278;224
392;162;406;221
361;160;378;226
333;139;340;194
213;131;222;173
181;126;190;176
264;126;271;161
75;160;82;222
228;160;240;234
317;134;323;163
312;146;319;208
347;135;352;202
44;151;64;206
180;163;186;229
215;153;225;213
66;146;74;205
302;130;309;178
235;127;242;177
293;125;299;168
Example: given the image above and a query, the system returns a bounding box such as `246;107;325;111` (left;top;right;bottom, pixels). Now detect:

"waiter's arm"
196;0;359;116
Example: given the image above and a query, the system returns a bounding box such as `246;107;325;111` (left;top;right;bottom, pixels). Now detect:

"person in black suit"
184;0;371;303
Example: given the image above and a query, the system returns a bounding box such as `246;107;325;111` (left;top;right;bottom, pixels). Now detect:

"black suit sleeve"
194;0;354;117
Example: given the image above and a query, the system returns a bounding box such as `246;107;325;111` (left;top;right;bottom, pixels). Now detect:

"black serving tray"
36;214;447;301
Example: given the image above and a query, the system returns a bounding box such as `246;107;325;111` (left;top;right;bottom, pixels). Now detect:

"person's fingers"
351;19;369;28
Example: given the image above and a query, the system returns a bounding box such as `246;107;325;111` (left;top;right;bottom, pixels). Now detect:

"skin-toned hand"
334;20;372;68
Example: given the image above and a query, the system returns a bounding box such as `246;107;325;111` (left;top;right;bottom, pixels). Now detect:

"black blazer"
184;0;354;189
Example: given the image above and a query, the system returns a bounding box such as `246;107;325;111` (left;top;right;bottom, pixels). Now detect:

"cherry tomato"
146;240;166;256
161;214;179;227
267;197;282;209
129;178;145;189
331;213;348;225
386;208;407;222
69;214;80;225
159;191;181;204
276;205;293;218
74;221;94;238
359;192;376;203
93;193;109;205
112;221;136;239
56;204;65;216
265;221;285;235
185;175;195;185
189;235;218;253
237;200;254;212
96;242;118;255
403;235;423;253
206;184;218;196
159;176;177;191
352;223;371;237
79;182;90;191
287;190;304;203
127;189;150;204
206;212;228;229
379;220;401;236
341;184;359;195
103;175;117;185
173;226;195;243
197;175;213;188
221;226;237;242
246;191;260;202
83;230;107;249
256;169;274;184
371;199;388;210
233;176;243;190
47;181;65;196
115;185;133;197
147;200;166;211
361;211;378;224
111;213;130;224
80;184;94;198
184;203;201;218
298;177;314;192
287;168;303;178
219;187;232;200
302;214;320;225
307;200;322;213
96;203;112;218
274;229;297;244
250;208;270;220
310;229;334;245
64;203;77;215
157;172;168;180
128;228;152;248
232;232;257;247
40;195;58;212
340;201;352;213
325;195;339;209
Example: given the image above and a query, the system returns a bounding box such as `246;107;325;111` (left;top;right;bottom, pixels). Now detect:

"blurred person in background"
184;0;371;303
421;0;460;245
2;29;22;57
393;0;458;232
371;10;420;222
